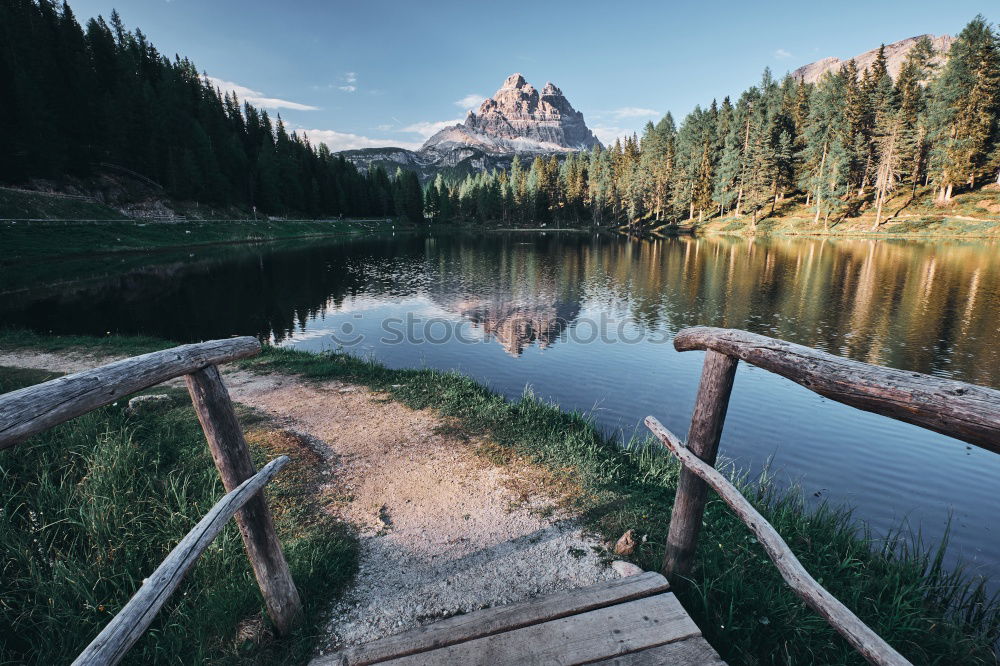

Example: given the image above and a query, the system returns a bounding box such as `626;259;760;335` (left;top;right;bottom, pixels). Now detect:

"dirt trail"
0;349;618;653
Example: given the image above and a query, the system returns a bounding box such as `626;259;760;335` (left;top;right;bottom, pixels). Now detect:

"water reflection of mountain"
436;293;580;357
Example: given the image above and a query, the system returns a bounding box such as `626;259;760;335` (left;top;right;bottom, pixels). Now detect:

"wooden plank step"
314;572;670;666
380;593;700;665
590;636;726;664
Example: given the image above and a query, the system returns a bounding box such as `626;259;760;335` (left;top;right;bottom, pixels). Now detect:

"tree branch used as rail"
0;337;261;449
71;455;290;666
645;416;913;666
673;327;1000;451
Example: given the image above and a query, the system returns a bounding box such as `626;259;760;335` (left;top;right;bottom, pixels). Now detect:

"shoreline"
0;218;409;263
1;330;997;664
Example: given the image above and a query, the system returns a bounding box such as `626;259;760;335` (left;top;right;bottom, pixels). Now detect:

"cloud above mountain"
454;94;487;110
400;118;463;139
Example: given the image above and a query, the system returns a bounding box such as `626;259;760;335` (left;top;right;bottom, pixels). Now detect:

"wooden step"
314;571;724;665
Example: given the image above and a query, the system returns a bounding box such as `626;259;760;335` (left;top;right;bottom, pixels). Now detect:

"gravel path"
0;349;620;654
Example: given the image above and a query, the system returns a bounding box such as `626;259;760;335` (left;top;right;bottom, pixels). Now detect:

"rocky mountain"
423;74;601;154
339;73;600;181
791;34;955;83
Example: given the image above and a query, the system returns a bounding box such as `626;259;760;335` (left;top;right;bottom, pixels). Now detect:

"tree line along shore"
2;4;998;233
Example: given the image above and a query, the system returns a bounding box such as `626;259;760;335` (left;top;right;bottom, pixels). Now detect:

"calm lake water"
3;230;998;584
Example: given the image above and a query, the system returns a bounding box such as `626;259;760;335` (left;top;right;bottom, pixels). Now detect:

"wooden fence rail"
654;326;1000;665
0;337;261;449
673;326;1000;451
0;338;303;663
647;418;911;666
72;456;291;666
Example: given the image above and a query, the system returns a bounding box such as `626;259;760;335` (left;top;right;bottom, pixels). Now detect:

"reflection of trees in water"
1;236;426;343
603;236;1000;387
6;231;999;388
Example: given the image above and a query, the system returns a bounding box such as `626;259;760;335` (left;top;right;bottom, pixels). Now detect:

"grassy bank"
0;218;399;262
1;331;998;664
686;184;1000;239
0;364;357;665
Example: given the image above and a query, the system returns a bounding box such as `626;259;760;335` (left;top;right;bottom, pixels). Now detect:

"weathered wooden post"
185;364;303;635
663;350;738;577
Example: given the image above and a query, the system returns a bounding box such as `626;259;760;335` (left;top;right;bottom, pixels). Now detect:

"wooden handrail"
72;456;290;666
0;337;261;449
186;364;303;634
0;337;303;653
646;418;912;666
674;327;1000;451
662;350;737;576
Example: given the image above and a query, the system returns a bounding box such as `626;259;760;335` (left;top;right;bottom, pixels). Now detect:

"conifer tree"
928;15;1000;200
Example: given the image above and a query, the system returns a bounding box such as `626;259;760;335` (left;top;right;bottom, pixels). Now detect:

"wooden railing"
0;338;302;665
649;326;1000;666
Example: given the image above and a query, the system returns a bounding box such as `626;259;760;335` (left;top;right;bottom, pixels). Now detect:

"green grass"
0;218;398;262
0;328;174;356
246;346;1000;665
0;365;357;665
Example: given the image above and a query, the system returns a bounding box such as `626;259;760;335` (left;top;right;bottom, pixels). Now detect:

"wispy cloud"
298;127;421;152
454;93;486;110
400;118;462;139
206;76;319;111
774;48;793;59
592;125;635;146
338;71;358;92
612;107;659;119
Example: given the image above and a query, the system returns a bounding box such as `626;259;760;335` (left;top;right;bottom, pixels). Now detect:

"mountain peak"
791;34;955;83
502;73;528;89
423;73;600;154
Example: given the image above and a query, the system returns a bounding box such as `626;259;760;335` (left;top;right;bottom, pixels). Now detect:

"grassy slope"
0;187;131;221
1;331;997;664
686;184;1000;238
0;218;398;262
0;365;357;665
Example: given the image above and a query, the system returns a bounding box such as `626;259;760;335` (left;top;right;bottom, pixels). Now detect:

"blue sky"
67;0;995;151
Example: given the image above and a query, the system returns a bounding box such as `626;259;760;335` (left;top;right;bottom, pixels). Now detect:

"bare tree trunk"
813;142;828;226
735;111;752;217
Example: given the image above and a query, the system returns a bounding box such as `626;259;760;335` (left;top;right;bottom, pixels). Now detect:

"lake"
2;230;998;585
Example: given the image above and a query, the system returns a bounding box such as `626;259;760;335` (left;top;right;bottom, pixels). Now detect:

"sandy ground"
0;349;620;654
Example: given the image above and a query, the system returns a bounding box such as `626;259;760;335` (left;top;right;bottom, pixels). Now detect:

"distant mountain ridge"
791;34;955;83
339;73;599;181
